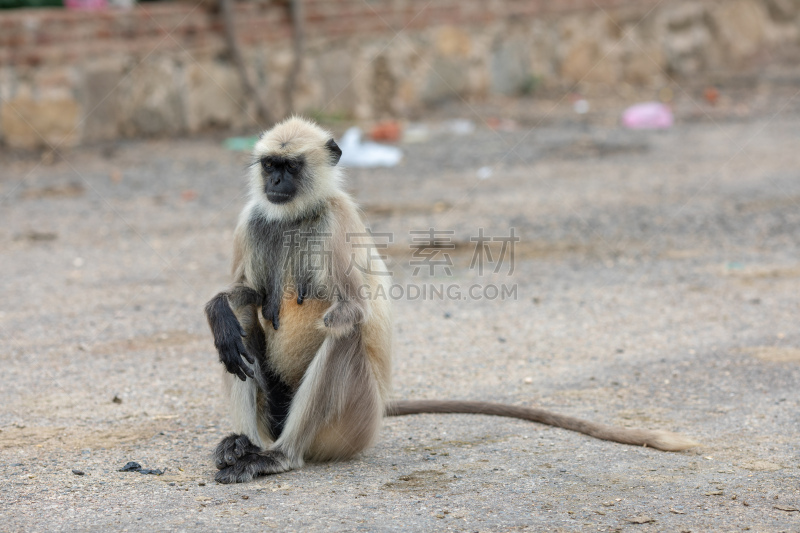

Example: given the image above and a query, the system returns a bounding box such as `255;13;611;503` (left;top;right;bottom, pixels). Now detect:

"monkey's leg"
217;365;267;464
213;288;278;469
215;329;381;484
215;367;295;471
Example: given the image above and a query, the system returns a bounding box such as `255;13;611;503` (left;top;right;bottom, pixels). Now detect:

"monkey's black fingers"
262;296;281;329
262;310;280;329
233;355;255;380
236;338;255;365
214;450;291;483
226;359;248;381
214;434;259;470
222;356;246;381
296;283;308;305
266;305;280;329
240;363;255;380
238;325;247;338
219;345;253;380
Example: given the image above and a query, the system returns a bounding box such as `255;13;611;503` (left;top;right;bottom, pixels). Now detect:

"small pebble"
112;395;122;404
72;469;84;476
198;482;206;486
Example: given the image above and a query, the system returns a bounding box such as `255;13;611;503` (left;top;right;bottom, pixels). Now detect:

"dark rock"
118;461;166;475
119;461;142;472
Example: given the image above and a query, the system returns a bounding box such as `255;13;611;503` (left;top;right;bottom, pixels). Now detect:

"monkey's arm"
207;224;266;380
320;198;368;337
205;285;263;381
386;400;698;452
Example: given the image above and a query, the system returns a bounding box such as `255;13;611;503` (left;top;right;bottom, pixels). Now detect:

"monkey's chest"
259;288;330;389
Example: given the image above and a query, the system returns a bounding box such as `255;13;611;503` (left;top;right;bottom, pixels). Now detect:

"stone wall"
1;0;799;148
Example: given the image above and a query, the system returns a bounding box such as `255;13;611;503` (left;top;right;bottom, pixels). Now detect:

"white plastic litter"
338;127;403;168
444;119;476;136
621;102;674;130
402;123;431;144
573;99;590;114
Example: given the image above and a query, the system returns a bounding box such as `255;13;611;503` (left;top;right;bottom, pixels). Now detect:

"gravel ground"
1;105;799;531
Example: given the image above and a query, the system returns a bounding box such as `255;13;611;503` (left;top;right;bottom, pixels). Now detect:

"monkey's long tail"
385;400;698;452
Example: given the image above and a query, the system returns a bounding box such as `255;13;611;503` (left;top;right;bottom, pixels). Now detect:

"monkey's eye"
261;160;272;170
287;161;297;171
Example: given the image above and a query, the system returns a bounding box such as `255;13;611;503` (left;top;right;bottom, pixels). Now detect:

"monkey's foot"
213;434;261;470
214;450;294;484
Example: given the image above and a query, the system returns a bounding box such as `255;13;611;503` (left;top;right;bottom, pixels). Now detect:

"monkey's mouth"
266;192;293;204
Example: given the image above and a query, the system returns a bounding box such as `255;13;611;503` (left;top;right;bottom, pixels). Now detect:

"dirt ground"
1;97;800;531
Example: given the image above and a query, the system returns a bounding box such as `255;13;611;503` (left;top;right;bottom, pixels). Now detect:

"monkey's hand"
262;295;281;331
296;282;309;305
215;323;256;381
322;300;364;338
206;293;256;381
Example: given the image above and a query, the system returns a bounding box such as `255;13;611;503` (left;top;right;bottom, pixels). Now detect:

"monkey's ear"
325;138;342;166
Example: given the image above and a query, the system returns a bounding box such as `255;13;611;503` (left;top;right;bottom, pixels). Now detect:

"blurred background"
1;0;800;147
2;1;800;531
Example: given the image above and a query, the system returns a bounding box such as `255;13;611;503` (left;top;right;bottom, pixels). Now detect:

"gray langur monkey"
205;117;697;484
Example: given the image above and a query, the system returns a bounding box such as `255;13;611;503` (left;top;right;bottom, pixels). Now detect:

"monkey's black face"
261;155;304;204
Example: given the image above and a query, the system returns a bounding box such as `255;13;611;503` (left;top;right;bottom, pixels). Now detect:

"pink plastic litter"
621;102;674;130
